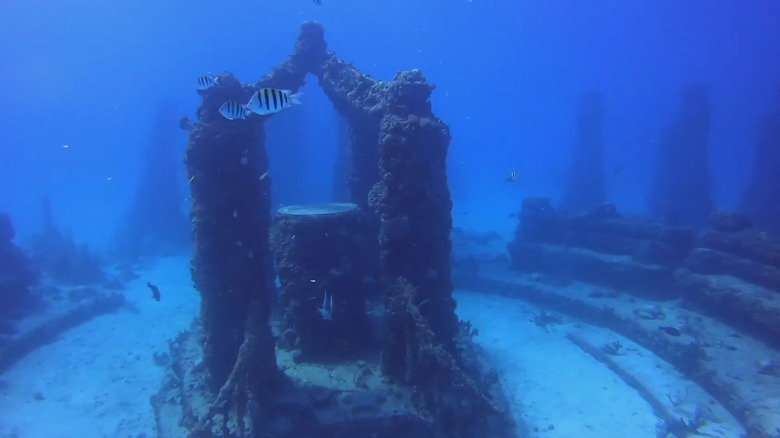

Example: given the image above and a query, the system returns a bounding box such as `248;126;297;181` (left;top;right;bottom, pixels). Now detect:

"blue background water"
1;0;779;248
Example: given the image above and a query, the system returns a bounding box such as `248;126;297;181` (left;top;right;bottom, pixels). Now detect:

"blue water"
1;1;780;437
1;0;777;245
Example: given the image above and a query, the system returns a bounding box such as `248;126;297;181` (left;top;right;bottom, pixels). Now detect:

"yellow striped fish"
246;88;303;116
504;171;519;183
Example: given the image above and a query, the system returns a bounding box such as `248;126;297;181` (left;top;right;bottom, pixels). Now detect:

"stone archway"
157;22;515;438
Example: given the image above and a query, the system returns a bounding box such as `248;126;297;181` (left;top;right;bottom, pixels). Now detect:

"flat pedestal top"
277;203;358;217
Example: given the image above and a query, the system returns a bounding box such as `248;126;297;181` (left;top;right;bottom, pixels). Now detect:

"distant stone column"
743;92;780;230
648;84;714;227
560;91;606;212
113;100;189;261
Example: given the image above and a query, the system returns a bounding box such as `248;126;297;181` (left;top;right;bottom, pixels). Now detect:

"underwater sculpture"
169;21;513;438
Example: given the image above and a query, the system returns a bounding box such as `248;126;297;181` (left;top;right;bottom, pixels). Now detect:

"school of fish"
196;74;303;121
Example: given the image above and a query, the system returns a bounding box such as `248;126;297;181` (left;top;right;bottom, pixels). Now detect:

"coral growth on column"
185;73;279;409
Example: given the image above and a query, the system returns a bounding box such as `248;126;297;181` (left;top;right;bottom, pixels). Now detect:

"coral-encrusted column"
368;71;459;379
185;75;278;390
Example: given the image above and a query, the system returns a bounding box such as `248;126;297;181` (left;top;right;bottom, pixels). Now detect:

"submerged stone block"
508;242;679;299
676;268;780;349
699;230;780;272
509;199;694;298
709;210;753;233
685;246;780;293
270;203;374;362
515;199;695;266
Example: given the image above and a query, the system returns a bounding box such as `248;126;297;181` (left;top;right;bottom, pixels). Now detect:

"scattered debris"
659;326;682;337
601;340;623;356
529;309;562;332
634;304;666;320
588;288;620;299
459;319;479;338
757;359;777;376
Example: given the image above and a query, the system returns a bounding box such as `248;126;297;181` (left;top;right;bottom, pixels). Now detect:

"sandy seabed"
0;254;717;438
0;256;199;438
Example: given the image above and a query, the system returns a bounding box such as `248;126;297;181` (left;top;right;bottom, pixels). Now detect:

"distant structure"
0;212;38;320
113;100;190;261
743;92;780;230
156;22;514;438
560;91;607;212
26;197;106;285
648;84;715;227
505;197;780;438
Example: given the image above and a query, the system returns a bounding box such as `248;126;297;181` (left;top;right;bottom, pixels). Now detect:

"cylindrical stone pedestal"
270;202;373;362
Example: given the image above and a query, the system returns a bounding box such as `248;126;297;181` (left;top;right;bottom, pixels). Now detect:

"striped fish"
219;101;249;120
196;75;219;90
504;171;519;182
246;88;303;116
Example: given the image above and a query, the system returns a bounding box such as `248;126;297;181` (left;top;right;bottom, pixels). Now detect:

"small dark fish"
613;163;627;176
313;0;322;4
659;326;681;336
147;282;161;302
504;171;519;182
179;116;192;131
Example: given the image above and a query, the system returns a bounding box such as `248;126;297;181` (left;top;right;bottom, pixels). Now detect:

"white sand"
0;254;717;438
0;256;200;438
455;290;660;438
